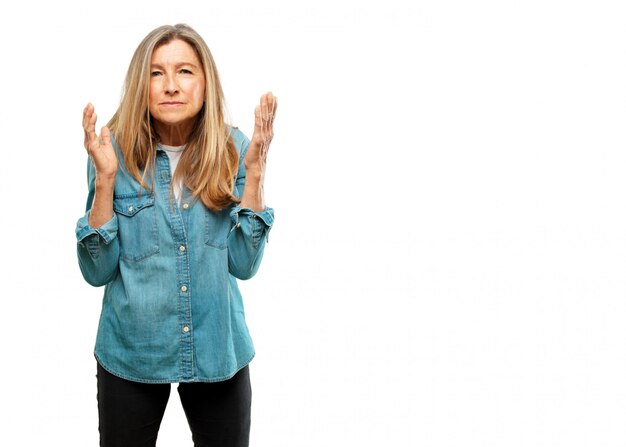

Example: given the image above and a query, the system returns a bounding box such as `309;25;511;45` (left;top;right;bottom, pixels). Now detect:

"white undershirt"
159;143;186;204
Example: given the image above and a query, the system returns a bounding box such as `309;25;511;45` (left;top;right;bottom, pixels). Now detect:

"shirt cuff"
229;205;274;246
230;205;274;228
75;212;118;245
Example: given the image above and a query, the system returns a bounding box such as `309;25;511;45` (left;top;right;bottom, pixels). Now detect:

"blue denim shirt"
75;128;273;383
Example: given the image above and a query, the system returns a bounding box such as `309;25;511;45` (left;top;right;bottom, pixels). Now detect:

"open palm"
83;103;118;179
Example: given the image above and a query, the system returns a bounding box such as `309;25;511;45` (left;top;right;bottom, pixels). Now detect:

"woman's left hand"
245;92;277;176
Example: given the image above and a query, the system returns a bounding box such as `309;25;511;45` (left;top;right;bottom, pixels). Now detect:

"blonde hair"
107;24;239;210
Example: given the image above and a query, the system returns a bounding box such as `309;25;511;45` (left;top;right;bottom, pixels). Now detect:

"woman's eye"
151;71;162;77
180;69;192;74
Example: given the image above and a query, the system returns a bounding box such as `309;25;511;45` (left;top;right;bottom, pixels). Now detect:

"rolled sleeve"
76;211;120;286
227;205;274;280
229;205;274;247
76;212;118;246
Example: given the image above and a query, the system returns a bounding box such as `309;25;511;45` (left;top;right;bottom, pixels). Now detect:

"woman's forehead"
152;39;200;66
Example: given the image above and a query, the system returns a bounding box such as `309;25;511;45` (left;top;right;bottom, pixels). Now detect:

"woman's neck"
154;120;194;146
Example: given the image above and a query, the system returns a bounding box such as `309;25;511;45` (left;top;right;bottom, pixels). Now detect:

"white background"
0;0;625;445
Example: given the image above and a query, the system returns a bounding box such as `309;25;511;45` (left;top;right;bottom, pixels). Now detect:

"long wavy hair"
107;24;239;210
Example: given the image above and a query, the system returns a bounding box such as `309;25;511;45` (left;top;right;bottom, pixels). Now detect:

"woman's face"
149;38;206;140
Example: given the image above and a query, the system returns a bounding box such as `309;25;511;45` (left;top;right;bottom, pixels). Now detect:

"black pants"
97;363;251;447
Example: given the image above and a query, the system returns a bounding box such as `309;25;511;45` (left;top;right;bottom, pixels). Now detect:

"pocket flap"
113;193;155;217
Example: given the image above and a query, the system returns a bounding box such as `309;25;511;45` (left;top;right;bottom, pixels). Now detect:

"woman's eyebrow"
150;62;200;69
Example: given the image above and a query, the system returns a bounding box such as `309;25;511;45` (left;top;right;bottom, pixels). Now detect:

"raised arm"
75;103;121;286
228;93;277;279
83;103;118;227
239;92;277;211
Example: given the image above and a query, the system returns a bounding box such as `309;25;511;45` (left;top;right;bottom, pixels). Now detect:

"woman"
75;23;276;447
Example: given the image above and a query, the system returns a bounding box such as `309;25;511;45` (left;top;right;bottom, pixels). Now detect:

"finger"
101;126;112;148
268;94;276;141
254;105;262;132
83;105;91;150
261;94;272;141
261;94;269;121
83;106;100;151
264;93;275;141
82;104;90;128
252;104;265;147
83;102;93;117
87;113;99;144
83;104;97;135
84;118;100;155
83;103;94;132
270;94;277;122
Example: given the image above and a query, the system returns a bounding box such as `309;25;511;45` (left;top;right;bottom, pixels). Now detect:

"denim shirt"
75;128;274;383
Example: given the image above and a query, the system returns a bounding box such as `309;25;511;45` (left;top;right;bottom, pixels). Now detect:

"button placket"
155;153;195;379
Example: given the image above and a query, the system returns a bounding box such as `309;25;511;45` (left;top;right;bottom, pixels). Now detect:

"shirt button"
182;203;189;209
179;245;185;252
128;205;133;212
183;325;189;333
181;285;187;293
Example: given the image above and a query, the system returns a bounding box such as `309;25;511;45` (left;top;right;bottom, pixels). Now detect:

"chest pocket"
204;207;231;249
113;193;159;261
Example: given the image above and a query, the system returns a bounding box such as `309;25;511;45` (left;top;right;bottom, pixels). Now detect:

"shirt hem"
94;351;255;384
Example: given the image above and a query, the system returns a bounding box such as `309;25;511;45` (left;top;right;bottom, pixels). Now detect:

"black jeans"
97;363;251;447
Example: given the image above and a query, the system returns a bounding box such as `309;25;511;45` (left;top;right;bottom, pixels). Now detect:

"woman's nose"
164;75;178;94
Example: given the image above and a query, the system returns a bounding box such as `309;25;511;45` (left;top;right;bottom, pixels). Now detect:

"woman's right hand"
83;103;118;180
